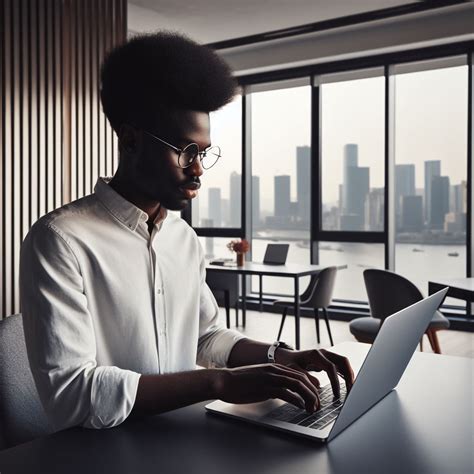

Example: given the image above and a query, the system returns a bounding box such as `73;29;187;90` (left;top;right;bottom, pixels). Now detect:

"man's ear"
118;124;140;154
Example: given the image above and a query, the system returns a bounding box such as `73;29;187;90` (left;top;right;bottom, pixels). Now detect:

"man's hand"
275;348;355;400
212;363;322;413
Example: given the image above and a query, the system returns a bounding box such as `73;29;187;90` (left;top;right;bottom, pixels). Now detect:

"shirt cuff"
82;366;141;429
198;328;246;368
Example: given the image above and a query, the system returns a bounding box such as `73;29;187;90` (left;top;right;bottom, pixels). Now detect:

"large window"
393;57;468;303
192;96;242;229
250;82;311;295
320;69;385;232
190;47;473;317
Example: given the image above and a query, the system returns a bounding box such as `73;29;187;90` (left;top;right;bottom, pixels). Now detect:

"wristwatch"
267;341;294;363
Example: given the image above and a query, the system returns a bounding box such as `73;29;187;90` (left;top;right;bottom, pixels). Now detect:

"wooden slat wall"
1;0;127;318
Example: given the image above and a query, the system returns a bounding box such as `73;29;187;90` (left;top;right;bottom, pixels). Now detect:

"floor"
217;308;474;359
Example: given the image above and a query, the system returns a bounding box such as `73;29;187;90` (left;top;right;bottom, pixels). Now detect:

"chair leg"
419;335;424;352
314;308;320;344
224;290;230;329
322;308;334;346
235;303;239;327
277;306;288;341
427;329;442;354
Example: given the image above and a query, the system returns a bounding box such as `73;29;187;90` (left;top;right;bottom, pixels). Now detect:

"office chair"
350;269;450;353
205;272;239;328
0;313;54;449
274;267;337;346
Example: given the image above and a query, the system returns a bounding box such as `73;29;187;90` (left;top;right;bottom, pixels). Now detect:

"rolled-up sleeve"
20;222;141;431
196;240;245;368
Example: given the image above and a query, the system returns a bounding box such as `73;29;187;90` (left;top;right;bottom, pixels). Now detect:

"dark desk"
429;277;474;318
207;262;346;349
1;342;472;474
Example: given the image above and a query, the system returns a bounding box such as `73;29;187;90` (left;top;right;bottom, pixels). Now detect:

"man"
20;32;353;432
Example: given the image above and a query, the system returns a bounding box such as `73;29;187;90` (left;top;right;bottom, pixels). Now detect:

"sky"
197;63;468;215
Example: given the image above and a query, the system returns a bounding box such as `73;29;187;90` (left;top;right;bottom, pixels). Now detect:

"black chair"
0;314;54;449
350;269;450;353
205;272;239;328
274;267;337;346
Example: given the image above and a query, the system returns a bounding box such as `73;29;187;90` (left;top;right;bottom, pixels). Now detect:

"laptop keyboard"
265;382;347;430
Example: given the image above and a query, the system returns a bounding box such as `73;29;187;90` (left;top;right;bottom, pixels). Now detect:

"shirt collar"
94;177;168;232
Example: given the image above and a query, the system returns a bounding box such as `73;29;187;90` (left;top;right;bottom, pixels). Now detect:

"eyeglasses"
143;130;221;170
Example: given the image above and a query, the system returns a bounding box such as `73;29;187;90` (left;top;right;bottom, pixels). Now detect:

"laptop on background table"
206;288;448;443
262;244;289;265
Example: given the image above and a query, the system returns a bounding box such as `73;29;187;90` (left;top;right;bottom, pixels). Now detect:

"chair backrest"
206;272;239;305
0;313;54;449
363;269;424;321
302;266;338;309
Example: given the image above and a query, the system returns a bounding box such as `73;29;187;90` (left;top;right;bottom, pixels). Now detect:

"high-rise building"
208;188;222;227
343;166;370;231
274;175;291;218
424;160;441;223
296;146;310;223
229;172;241;227
201;220;214;258
395;164;415;224
342;143;358;212
221;199;229;227
451;181;467;214
401;195;423;232
430;175;450;229
252;175;261;227
365;188;384;231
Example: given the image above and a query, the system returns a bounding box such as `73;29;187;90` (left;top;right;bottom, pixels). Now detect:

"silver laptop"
205;288;448;442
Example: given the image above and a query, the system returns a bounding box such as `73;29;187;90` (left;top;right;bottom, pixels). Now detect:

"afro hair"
100;31;238;134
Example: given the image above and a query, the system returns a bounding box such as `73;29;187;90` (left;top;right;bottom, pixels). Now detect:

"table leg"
294;277;300;350
242;273;247;327
259;275;263;312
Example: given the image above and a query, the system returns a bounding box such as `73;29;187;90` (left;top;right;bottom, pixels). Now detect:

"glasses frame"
143;130;221;170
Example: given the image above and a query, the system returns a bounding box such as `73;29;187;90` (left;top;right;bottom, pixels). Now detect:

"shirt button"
157;289;161;294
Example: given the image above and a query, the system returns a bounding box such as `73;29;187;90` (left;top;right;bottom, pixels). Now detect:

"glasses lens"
179;143;199;168
201;146;221;169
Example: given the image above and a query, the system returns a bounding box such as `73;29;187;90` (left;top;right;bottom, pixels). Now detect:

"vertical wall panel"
1;0;127;317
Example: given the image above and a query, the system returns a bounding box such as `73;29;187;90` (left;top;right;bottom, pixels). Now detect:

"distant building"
444;212;466;233
395;164;415;227
342;144;358;212
451;181;467;214
401;195;423;232
201;219;214;258
230;171;241;227
221;199;229;226
430;175;450;229
208;188;222;227
424;160;441;224
252;175;261;227
296;146;310;224
365;188;384;231
340;144;369;231
274;175;291;218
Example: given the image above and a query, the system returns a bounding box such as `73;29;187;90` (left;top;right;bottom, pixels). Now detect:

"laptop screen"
263;244;289;265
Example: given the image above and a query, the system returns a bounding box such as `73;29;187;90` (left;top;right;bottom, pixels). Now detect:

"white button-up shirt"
20;177;245;431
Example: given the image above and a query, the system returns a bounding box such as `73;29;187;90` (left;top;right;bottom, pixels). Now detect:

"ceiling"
128;0;420;44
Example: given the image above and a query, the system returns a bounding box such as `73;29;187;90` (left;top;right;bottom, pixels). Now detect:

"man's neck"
108;175;162;223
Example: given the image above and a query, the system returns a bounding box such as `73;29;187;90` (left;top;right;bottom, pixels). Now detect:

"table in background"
429;278;474;318
1;342;472;474
206;262;346;349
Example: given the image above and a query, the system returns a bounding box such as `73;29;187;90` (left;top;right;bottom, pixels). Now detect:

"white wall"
219;3;474;76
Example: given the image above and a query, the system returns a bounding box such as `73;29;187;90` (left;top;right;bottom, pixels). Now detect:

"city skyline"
197;141;466;238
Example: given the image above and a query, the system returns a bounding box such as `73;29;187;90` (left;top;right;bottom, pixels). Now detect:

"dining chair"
274;266;337;346
0;313;54;449
205;272;239;328
350;269;450;353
